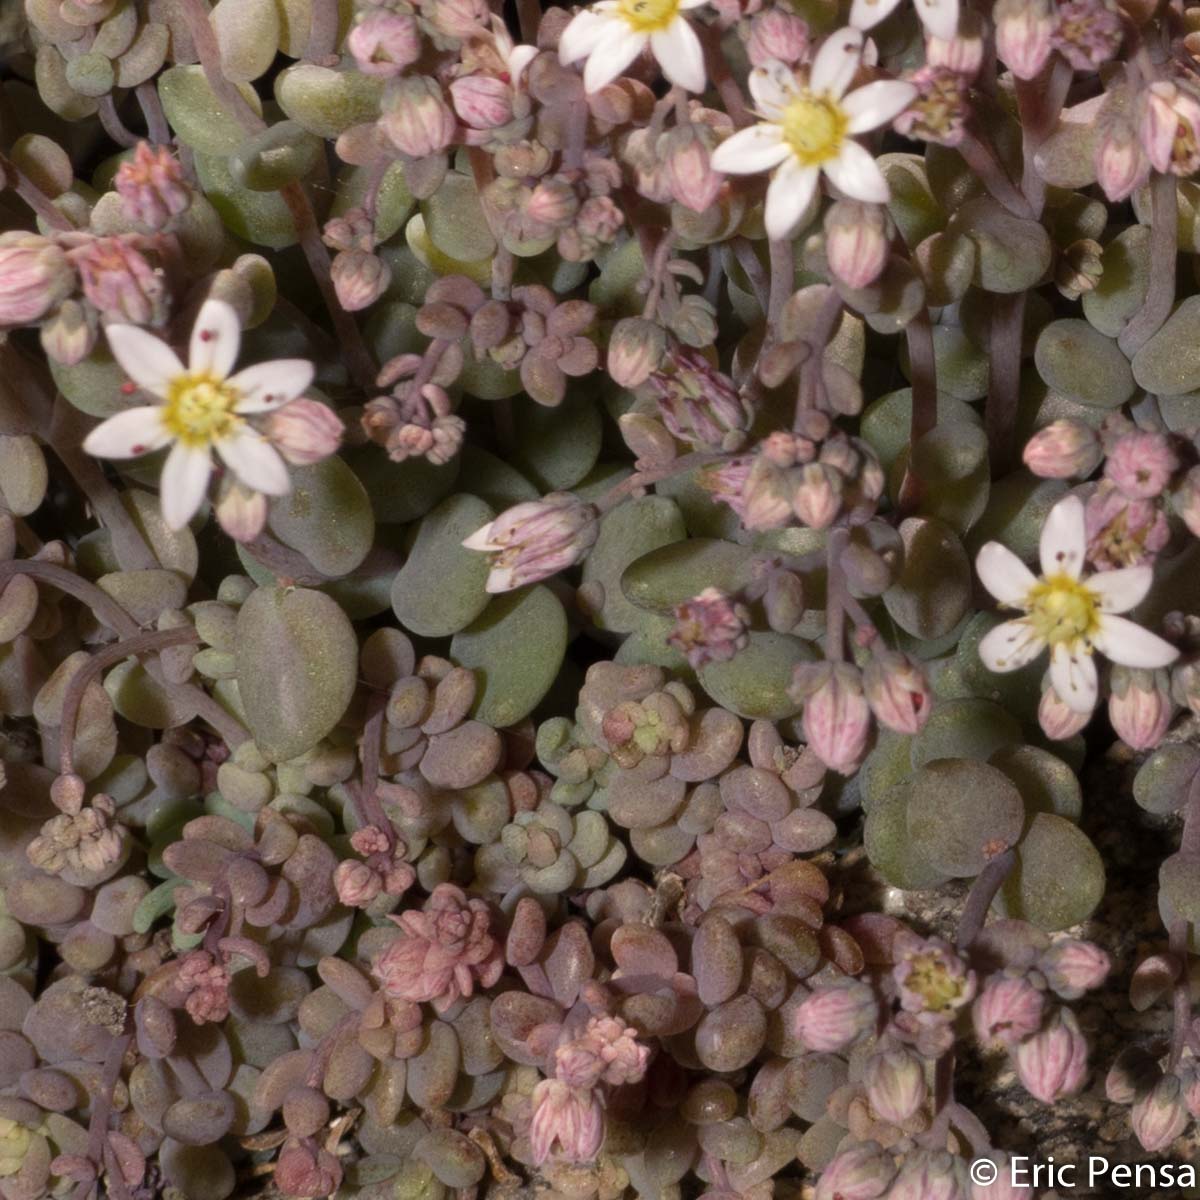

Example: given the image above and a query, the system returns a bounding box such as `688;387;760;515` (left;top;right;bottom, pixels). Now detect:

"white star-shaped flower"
83;299;313;531
850;0;959;42
558;0;708;94
975;495;1179;714
709;29;915;241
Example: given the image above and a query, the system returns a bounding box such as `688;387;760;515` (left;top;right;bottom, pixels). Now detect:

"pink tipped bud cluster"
27;794;126;877
363;378;467;466
334;825;416;907
176;949;232;1025
114;142;190;230
66;234;168;326
648;346;753;452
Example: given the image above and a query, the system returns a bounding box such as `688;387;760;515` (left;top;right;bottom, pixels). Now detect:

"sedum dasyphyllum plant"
9;0;1200;1192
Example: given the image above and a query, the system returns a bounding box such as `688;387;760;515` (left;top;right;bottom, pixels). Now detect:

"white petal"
975;542;1037;607
651;17;706;92
763;160;820;241
105;325;184;398
849;0;903;29
582;24;646;92
159;442;213;531
843;79;917;133
462;521;499;551
508;43;539;85
679;0;708;9
229;360;315;413
810;26;864;99
748;60;799;118
822;139;890;203
1039;494;1087;580
486;565;516;593
1092;615;1180;669
711;123;790;174
82;406;171;459
1086;566;1153;614
216;429;291;496
978;619;1046;673
559;9;609;63
1050;642;1098;714
916;0;959;41
189;299;241;380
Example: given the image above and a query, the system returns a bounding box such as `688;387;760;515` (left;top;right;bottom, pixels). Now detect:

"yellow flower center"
904;953;967;1014
161;375;241;447
0;1118;31;1177
781;92;848;166
1025;573;1100;648
616;0;680;33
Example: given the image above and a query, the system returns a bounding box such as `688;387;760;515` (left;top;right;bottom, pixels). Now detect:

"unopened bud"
926;11;985;77
1131;1074;1189;1153
1104;430;1178;500
792;979;878;1052
1055;238;1103;301
428;0;489;38
825;200;889;291
1022;419;1102;479
71;235;166;326
994;0;1053;79
1039;939;1111;999
347;12;421;76
114;142;191;230
745;8;809;66
863;650;932;735
1108;666;1174;751
450;74;514;130
0;232;73;327
663;125;722;213
335;859;384;907
332;249;391;312
267;399;343;466
1014;1008;1088;1103
792;462;842;530
1095;110;1146;201
40;299;96;365
215;480;268;544
972;975;1045;1048
791;662;871;776
382;77;457;158
970;1151;1034;1198
863;1048;927;1124
887;1150;968;1200
608;317;666;388
1037;680;1092;740
814;1141;896;1200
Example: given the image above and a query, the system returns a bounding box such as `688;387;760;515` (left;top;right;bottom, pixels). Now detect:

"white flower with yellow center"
975;495;1178;714
710;29;916;241
83;300;313;531
558;0;708;95
849;0;959;42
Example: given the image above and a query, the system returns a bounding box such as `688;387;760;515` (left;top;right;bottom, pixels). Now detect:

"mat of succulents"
4;0;1200;1196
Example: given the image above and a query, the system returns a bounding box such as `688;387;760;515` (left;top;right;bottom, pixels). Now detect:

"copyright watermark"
969;1155;1197;1190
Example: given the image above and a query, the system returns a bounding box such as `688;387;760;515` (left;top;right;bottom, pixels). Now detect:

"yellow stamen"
781;92;848;166
904;953;968;1014
616;0;680;33
1025;573;1100;648
161;374;241;447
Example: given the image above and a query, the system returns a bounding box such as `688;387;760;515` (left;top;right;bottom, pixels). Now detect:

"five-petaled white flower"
83;299;313;531
709;29;916;241
975;495;1178;714
849;0;959;42
558;0;708;94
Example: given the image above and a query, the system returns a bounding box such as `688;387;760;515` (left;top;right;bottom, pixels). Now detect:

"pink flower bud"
925;12;985;77
1108;666;1174;751
1140;80;1200;176
428;0;489;39
347;12;421;76
825;200;889;291
888;1151;968;1200
71;235;166;326
526;180;579;230
1014;1008;1088;1103
814;1141;896;1200
863;651;932;735
1039;939;1111;1000
1038;680;1092;740
1022;419;1103;479
651;347;749;451
1131;1074;1189;1153
529;1079;604;1165
993;0;1052;79
972;975;1046;1047
663;125;723;213
792;979;878;1052
607;317;666;388
450;74;514;130
970;1152;1034;1199
334;859;383;907
114;142;190;231
745;8;809;66
863;1048;927;1124
791;662;870;775
463;493;598;593
0;232;73;327
382;77;457;158
215;480;268;544
275;1141;343;1198
40;299;96;365
267;399;343;466
331;248;390;312
793;462;843;530
1094;112;1147;202
1104;430;1179;500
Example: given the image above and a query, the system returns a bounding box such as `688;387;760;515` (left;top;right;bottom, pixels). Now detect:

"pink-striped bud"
1131;1074;1189;1153
814;1141;896;1200
334;859;383;907
925;12;985;77
347;12;421;76
1022;419;1103;479
972;975;1045;1047
1039;939;1111;1000
1014;1008;1088;1102
529;1080;604;1165
40;299;96;365
215;480;268;544
663;125;723;213
1140;81;1200;176
382;77;456;158
1104;430;1178;500
863;650;932;735
427;0;489;39
994;0;1053;79
1108;666;1174;751
793;979;878;1052
450;74;514;130
792;662;871;776
1037;681;1092;740
863;1047;927;1124
825;199;889;291
970;1152;1034;1199
793;462;843;530
267;399;343;466
331;249;391;312
1094;111;1147;202
607;317;666;388
71;235;166;326
115;142;191;230
0;232;73;327
888;1151;968;1200
745;8;809;66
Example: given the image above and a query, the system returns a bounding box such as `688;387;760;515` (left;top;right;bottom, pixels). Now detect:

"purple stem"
767;238;793;328
305;0;340;61
956;848;1017;952
1167;771;1200;1068
824;528;849;663
0;152;73;230
72;1029;133;1200
957;132;1034;219
985;292;1026;474
98;96;138;149
136;84;171;144
1119;170;1178;357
